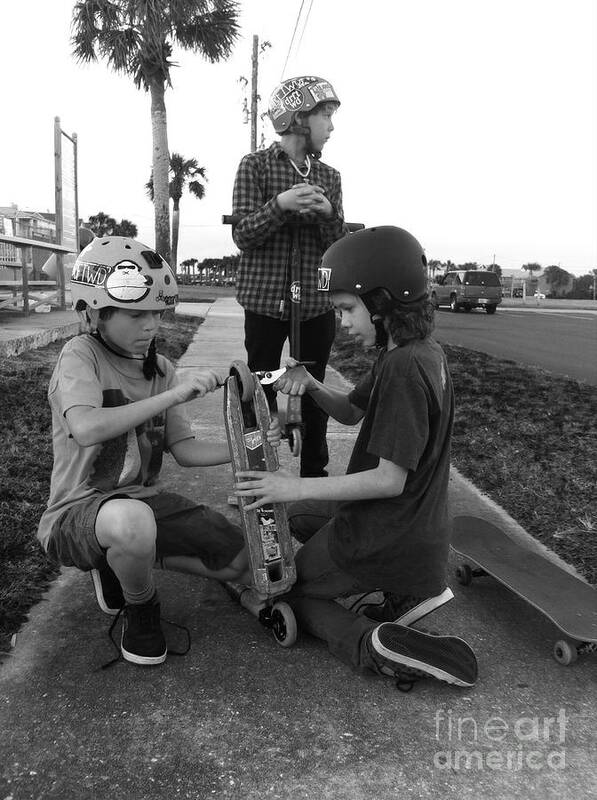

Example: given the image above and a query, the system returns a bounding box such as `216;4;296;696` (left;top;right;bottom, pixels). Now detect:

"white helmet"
71;237;178;311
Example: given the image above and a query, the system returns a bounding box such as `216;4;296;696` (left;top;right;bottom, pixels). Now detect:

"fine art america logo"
432;709;567;772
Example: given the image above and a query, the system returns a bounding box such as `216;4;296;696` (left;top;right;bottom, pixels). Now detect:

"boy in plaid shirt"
231;76;348;477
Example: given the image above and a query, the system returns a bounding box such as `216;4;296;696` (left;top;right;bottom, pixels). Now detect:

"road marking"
499;307;597;317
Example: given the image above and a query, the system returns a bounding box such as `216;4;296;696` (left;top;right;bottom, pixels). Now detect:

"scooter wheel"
288;426;302;458
271;601;297;648
229;360;254;402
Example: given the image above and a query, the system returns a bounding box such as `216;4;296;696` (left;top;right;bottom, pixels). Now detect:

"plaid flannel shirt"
232;142;348;320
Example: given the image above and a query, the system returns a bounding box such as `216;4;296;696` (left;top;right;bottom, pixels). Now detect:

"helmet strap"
289;113;322;160
91;330;143;362
371;316;389;349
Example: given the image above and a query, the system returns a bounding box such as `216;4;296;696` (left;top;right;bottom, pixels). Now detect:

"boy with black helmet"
37;237;279;667
234;226;478;689
231;75;347;479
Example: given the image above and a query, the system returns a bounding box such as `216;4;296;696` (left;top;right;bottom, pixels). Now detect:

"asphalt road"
433;306;597;386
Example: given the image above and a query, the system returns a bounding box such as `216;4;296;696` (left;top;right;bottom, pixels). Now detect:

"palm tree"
71;0;240;264
180;257;199;282
522;262;542;295
147;153;207;273
86;212;138;238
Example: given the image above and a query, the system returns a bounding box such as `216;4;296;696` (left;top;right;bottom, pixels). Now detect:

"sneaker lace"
99;605;191;670
347;591;383;613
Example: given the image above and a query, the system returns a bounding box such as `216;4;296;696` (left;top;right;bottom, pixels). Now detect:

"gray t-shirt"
328;338;454;595
37;334;192;549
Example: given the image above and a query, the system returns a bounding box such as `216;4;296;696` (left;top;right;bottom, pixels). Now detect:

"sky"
1;0;596;275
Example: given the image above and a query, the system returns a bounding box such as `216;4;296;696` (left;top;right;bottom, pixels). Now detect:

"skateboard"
223;360;297;647
452;515;597;665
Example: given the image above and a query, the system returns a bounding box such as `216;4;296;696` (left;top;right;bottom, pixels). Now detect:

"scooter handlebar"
222;214;363;232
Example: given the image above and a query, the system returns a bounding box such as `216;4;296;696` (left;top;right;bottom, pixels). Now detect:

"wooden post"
54;116;66;309
21;245;31;314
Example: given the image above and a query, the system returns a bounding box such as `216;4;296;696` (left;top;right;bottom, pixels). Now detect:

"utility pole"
250;35;259;153
239;35;270;152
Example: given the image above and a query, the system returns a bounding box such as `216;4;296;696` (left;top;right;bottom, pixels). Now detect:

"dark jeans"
285;500;379;673
243;309;336;477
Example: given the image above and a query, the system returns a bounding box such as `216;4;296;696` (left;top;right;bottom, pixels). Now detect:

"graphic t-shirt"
37;334;193;549
328;338;454;595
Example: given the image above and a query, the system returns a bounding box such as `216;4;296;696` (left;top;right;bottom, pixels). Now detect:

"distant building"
500;268;541;297
0;205;57;279
501;267;575;298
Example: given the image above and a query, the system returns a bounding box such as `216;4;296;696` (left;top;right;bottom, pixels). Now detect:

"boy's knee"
212;547;248;582
96;498;157;556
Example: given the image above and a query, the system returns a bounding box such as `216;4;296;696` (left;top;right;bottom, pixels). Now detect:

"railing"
0;234;74;315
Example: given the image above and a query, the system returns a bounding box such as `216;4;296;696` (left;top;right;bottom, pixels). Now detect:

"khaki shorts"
46;491;244;573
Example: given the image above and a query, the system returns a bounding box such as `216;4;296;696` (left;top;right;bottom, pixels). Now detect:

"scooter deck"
224;366;296;599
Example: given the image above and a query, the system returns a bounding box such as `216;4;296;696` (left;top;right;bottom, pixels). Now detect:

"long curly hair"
363;289;435;347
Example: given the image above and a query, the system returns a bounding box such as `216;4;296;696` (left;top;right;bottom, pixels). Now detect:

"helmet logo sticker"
317;267;331;291
285;90;304;110
105;260;152;303
71;260;110;287
310;81;336;103
271;76;317;119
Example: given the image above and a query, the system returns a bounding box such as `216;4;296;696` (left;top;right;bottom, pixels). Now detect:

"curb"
0;321;82;358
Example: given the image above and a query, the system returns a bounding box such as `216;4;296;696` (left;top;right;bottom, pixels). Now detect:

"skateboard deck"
452;515;597;664
223;361;297;646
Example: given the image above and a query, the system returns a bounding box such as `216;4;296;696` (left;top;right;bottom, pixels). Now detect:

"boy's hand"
171;370;224;403
272;358;314;396
266;416;282;448
234;468;300;510
303;184;333;217
277;183;331;217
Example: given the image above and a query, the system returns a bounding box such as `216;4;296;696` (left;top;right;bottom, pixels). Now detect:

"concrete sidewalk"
1;298;595;800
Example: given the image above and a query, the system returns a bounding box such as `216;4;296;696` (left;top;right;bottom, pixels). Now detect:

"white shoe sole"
395;587;455;626
91;569;121;616
121;643;167;666
371;625;477;687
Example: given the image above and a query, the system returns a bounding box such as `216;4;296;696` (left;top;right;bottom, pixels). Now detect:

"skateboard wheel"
553;640;578;666
271;601;297;648
456;564;473;586
229;360;254;402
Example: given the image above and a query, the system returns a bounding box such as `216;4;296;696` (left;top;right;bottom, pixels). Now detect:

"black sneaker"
121;595;167;666
362;587;454;626
369;622;478;688
91;564;125;615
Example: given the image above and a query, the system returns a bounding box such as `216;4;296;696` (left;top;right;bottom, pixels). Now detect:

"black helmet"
318;226;428;305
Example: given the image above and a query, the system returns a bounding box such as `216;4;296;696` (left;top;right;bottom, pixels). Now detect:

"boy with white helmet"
37;237;279;667
231;75;347;478
234;226;478;689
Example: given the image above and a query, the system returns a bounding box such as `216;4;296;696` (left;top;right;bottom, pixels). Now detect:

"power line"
295;0;314;57
281;0;307;79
